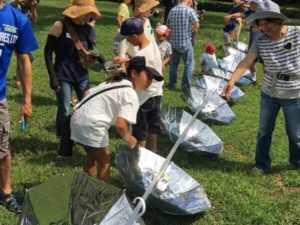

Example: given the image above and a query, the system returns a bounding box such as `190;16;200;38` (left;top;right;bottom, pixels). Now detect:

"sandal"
0;193;22;213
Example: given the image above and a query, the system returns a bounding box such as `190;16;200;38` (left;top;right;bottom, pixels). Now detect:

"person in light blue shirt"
0;0;38;213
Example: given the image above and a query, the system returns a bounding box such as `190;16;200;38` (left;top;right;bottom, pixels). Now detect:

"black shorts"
132;96;162;141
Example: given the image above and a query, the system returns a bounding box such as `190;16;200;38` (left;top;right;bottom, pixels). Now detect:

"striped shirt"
250;26;300;99
167;3;198;48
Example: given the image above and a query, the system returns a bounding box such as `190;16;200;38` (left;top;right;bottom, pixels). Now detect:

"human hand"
113;56;129;64
30;0;38;7
162;64;166;74
224;15;231;21
127;135;137;149
55;86;61;93
19;101;32;125
191;24;198;33
222;82;234;100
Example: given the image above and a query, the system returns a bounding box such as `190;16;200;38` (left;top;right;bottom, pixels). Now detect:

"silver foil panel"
115;145;212;215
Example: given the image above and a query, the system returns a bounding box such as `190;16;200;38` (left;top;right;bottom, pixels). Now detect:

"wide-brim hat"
63;0;101;19
246;1;289;25
133;0;160;17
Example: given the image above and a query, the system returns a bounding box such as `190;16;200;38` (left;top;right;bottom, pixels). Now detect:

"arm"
28;0;38;23
44;21;63;91
224;12;245;21
223;52;257;99
192;22;199;33
116;15;123;28
17;53;32;123
116;117;137;149
162;54;171;74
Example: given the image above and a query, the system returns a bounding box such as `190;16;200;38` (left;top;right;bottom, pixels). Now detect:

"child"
155;24;172;74
114;16;163;153
70;56;163;182
199;44;218;74
114;0;131;55
223;20;236;47
116;0;131;28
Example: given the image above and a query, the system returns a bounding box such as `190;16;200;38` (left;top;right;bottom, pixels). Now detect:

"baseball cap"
127;56;163;81
155;25;170;36
246;0;263;4
204;44;216;55
114;17;144;42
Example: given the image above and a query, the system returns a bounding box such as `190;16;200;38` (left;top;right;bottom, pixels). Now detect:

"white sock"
252;72;257;81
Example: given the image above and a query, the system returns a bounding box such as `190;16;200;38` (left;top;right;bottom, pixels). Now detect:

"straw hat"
63;0;101;19
133;0;160;17
246;1;289;24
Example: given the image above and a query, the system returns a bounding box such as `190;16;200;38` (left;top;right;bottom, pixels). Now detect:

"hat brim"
246;11;289;25
114;33;128;42
133;0;160;16
63;5;101;19
146;67;163;81
155;28;165;36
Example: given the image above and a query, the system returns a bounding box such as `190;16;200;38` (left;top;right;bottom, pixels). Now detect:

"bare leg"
83;152;97;177
0;154;12;194
149;133;157;153
84;147;111;182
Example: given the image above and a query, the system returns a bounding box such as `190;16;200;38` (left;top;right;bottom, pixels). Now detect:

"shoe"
164;83;176;90
250;73;257;83
0;193;22;213
251;167;264;175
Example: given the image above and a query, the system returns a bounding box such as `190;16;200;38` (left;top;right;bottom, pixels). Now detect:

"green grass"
1;1;300;224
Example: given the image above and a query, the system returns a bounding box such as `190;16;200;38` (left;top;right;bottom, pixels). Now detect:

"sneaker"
250;73;257;83
0;193;22;213
251;167;264;175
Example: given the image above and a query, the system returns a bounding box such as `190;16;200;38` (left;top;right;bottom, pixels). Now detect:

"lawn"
1;1;300;225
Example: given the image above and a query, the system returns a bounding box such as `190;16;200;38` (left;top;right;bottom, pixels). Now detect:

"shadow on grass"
7;92;56;106
181;148;251;171
143;205;205;225
11;135;84;168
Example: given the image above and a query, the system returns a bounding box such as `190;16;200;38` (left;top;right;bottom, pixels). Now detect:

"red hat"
155;25;170;36
204;44;216;55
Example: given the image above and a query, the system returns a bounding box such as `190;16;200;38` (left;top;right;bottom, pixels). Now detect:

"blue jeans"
55;80;90;137
255;92;300;170
169;41;194;89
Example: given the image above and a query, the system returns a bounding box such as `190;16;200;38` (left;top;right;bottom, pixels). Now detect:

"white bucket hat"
246;1;289;25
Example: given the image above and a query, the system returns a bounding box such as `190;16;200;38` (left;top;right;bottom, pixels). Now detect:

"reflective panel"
18;172;144;225
232;41;248;52
115;145;212;215
196;75;244;100
160;105;223;154
182;85;236;124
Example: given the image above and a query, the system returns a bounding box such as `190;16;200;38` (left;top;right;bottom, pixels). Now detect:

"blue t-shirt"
0;3;38;100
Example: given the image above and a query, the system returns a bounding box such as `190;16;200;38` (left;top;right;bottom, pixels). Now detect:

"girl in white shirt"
71;56;162;181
